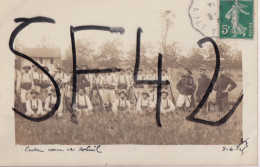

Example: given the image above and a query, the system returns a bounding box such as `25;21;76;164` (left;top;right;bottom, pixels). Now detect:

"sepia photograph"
0;0;257;166
13;11;243;145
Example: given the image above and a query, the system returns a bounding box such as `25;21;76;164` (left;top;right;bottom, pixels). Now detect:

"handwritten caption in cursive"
25;145;102;153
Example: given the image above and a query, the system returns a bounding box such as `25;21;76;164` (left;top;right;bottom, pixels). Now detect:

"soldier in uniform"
117;69;128;91
102;72;117;111
54;67;68;92
160;90;175;114
89;70;104;112
162;68;171;91
39;66;52;103
14;61;21;109
25;89;46;117
136;89;155;113
81;65;92;96
76;87;93;116
176;68;197;111
112;90;132;113
196;67;211;114
69;70;87;92
125;68;137;104
17;65;34;112
148;85;157;104
32;65;41;92
147;68;157;80
133;68;145;99
213;66;237;115
147;68;157;91
44;87;63;118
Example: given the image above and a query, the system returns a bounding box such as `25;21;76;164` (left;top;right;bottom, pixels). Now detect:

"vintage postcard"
0;0;258;166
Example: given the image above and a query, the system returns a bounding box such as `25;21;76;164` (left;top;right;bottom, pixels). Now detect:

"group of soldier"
15;63;237;118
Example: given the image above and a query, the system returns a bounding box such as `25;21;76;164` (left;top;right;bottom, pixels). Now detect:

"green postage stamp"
219;0;254;39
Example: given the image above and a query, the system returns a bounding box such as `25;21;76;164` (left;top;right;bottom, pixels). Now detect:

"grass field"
15;69;243;145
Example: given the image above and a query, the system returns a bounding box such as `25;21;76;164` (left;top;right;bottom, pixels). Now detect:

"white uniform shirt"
41;73;50;82
32;71;40;80
136;98;155;111
160;98;175;112
20;72;33;83
147;74;157;80
103;75;116;86
76;94;93;110
55;72;68;83
118;75;127;84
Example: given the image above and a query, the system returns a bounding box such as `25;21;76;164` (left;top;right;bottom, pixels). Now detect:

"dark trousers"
196;94;208;112
216;93;229;113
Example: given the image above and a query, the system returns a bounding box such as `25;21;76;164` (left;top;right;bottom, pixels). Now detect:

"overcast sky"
9;0;243;58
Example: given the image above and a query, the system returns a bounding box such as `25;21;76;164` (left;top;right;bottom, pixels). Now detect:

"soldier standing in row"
162;68;170;91
39;66;52;103
17;65;34;112
82;65;92;96
125;68;137;104
214;66;237;115
196;67;211;115
32;65;41;93
102;72;117;111
90;71;104;112
117;69;128;91
133;68;145;99
55;67;68;95
176;68;197;111
148;85;157;104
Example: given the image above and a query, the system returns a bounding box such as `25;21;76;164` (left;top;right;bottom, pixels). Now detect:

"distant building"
15;46;62;74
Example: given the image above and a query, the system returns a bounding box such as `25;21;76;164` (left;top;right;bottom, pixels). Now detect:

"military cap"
161;90;169;96
77;86;86;92
184;67;192;75
56;66;63;70
43;66;49;72
81;64;89;69
50;87;55;92
142;90;150;97
30;89;39;95
119;90;127;96
111;66;118;72
149;68;156;72
126;68;133;72
22;65;31;70
200;66;207;71
162;68;168;73
148;85;155;90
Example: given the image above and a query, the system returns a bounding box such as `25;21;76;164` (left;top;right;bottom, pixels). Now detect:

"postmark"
189;0;219;37
219;0;254;39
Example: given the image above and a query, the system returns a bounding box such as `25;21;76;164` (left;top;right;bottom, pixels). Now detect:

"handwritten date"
222;138;249;156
